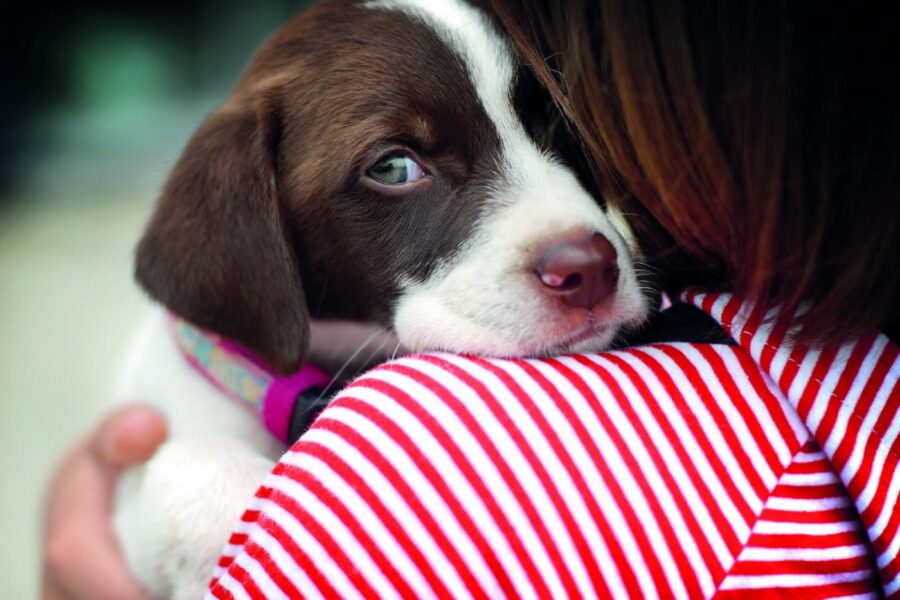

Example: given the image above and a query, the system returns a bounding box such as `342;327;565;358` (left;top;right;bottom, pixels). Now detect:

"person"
44;0;899;598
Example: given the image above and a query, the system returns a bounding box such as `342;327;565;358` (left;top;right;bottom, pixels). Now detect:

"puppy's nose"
536;233;619;309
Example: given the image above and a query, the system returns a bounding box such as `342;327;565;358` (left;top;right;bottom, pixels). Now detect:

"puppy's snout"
535;233;619;310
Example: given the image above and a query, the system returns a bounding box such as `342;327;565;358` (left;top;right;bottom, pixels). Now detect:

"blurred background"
1;0;309;595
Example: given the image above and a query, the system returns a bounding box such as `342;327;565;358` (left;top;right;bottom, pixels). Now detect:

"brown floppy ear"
136;99;309;374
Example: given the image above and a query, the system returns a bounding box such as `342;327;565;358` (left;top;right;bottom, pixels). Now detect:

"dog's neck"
169;314;331;443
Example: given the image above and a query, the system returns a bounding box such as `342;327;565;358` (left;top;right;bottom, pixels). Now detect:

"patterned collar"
168;315;332;443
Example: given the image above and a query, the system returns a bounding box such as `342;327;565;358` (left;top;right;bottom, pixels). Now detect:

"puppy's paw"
115;437;275;599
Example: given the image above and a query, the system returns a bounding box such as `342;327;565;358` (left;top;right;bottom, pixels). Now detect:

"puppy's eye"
367;155;426;186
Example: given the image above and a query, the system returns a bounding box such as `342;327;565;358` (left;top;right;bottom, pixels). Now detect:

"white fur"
375;0;648;356
113;310;283;598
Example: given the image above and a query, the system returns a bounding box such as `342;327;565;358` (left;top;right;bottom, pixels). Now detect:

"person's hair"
491;0;900;343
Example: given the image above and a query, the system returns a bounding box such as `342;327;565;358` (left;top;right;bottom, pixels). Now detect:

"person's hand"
42;406;167;600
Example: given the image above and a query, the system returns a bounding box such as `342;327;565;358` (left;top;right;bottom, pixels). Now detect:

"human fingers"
42;406;167;599
89;405;168;472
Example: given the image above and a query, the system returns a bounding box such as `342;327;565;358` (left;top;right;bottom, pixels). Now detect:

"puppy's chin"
394;312;628;359
537;324;619;358
396;331;618;360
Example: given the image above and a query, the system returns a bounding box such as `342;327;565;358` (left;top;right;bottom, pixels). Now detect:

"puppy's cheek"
392;274;541;356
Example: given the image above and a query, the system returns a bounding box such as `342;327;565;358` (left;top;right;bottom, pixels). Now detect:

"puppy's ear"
136;99;309;374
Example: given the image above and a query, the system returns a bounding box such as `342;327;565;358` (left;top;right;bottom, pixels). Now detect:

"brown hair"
491;0;900;343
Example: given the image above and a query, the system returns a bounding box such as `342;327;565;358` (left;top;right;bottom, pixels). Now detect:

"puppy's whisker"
315;329;383;402
359;337;390;371
313;276;329;319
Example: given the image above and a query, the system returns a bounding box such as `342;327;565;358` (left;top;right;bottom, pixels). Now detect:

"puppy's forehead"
368;0;521;147
368;0;513;92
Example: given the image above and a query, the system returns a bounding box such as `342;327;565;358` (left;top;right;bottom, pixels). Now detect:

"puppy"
114;0;650;597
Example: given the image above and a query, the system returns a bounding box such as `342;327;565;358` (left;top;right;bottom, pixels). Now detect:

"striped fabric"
208;292;899;599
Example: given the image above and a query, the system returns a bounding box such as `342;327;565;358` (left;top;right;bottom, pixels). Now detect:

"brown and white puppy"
114;0;651;597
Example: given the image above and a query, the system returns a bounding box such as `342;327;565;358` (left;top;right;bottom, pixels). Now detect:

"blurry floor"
0;189;154;598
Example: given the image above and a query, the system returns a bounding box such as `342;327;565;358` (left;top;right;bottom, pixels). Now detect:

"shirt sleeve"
207;343;882;599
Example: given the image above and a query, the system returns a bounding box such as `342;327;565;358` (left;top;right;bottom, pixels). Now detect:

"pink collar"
168;315;332;443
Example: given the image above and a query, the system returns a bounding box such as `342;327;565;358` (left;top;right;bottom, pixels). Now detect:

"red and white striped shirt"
208;291;900;599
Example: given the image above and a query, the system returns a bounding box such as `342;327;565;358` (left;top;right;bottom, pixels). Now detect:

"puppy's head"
137;0;650;374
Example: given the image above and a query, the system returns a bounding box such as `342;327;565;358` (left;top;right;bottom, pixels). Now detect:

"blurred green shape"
69;25;179;115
